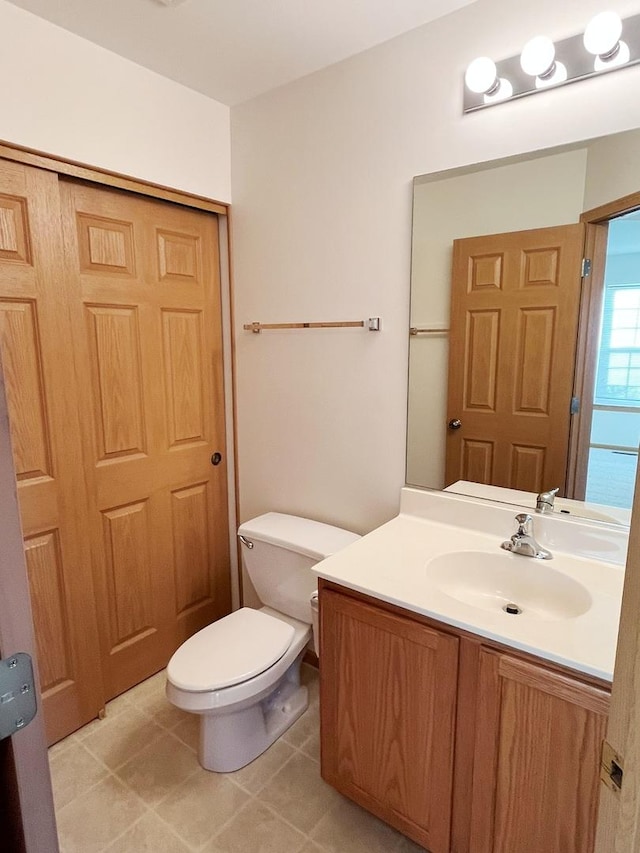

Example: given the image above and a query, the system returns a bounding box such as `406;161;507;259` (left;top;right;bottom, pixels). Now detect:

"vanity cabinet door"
468;649;609;853
320;588;459;853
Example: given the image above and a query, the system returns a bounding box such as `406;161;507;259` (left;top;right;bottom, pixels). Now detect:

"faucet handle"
536;487;559;513
515;513;533;534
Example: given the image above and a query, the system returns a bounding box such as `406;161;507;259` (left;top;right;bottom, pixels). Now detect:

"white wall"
0;0;231;201
231;0;640;538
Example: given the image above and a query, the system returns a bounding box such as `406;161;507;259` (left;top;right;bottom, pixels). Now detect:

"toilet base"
199;648;309;772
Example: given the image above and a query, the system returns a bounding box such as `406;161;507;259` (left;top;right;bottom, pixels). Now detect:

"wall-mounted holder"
243;317;381;333
409;324;449;336
464;11;640;113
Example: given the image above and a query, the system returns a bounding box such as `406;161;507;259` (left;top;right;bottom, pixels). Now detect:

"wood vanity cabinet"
320;586;459;853
319;581;610;853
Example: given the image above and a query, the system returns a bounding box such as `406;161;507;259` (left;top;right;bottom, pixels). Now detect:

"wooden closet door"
59;180;231;700
0;161;103;743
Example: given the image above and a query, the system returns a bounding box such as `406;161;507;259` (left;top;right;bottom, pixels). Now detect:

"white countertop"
313;489;626;682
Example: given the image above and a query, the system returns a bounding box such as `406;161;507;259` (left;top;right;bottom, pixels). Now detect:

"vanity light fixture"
463;10;640;112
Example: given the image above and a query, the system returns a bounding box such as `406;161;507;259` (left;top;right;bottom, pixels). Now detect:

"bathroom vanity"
314;488;626;853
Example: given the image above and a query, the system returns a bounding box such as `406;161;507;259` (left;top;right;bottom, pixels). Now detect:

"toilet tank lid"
238;512;360;560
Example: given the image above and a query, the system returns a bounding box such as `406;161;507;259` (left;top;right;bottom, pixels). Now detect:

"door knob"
448;419;462;430
211;452;223;466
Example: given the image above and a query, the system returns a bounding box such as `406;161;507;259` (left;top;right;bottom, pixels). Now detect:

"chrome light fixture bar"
463;11;640;113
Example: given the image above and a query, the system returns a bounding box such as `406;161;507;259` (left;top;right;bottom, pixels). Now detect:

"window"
595;285;640;406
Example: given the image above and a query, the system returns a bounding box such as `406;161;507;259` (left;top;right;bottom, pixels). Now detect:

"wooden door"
0;161;104;743
59;180;231;700
320;586;458;853
469;649;609;853
445;224;585;494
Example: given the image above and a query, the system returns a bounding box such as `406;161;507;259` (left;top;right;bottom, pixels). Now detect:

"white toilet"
165;512;359;772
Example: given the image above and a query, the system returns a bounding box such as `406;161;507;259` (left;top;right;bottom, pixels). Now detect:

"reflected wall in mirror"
407;128;640;526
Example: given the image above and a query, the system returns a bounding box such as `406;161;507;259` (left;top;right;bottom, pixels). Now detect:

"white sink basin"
425;550;592;621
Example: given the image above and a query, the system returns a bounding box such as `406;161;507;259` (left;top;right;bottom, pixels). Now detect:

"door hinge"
0;653;37;740
581;258;592;277
601;740;624;793
570;396;580;414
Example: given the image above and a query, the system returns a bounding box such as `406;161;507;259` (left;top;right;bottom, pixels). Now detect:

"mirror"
407;128;640;527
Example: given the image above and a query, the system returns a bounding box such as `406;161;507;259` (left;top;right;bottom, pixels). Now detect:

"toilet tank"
238;513;360;624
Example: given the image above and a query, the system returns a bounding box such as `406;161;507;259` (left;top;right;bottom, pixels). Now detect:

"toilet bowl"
165;512;359;772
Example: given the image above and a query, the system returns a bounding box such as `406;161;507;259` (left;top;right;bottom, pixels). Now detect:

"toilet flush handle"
239;535;254;549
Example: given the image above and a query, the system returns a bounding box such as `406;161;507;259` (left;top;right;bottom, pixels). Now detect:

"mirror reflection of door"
582;210;640;509
445;208;640;509
445;224;585;494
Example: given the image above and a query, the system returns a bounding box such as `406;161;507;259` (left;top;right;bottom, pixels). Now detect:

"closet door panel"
0;161;103;743
61;181;231;699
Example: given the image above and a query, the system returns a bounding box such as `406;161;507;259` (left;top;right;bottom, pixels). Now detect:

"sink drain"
503;603;522;615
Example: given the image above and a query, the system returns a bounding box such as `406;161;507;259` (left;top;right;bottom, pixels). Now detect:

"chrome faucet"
536;487;559;514
501;513;553;560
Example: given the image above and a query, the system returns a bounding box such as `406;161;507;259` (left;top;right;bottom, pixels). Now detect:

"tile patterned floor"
49;665;426;853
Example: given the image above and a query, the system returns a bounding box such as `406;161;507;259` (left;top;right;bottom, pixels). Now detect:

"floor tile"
258;751;341;834
81;706;165;771
49;740;110;810
55;775;147;853
170;712;199;752
103;812;192;853
209;800;307;853
115;731;199;806
154;768;249;848
48;732;79;760
282;702;319;749
75;697;130;742
310;797;411;853
228;737;296;794
301;663;320;706
300;728;320;763
124;669;188;729
125;670;166;706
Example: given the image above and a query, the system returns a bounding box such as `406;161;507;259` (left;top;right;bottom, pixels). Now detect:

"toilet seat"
167;608;295;692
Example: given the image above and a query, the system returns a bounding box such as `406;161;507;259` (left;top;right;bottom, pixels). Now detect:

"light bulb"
535;61;567;88
520;36;556;77
465;57;498;94
594;40;630;70
584;11;623;57
484;78;514;104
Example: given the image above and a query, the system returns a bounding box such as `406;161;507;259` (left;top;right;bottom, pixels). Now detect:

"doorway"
570;191;640;507
583;210;640;509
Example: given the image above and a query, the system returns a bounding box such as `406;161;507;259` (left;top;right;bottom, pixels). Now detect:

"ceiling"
6;0;476;106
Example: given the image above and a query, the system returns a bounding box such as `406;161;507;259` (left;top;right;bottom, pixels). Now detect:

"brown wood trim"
567;222;608;499
468;649;502;853
225;209;244;606
498;654;610;714
323;588;441;648
318;579;612;691
451;636;482;853
581;189;640;224
0;139;228;215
